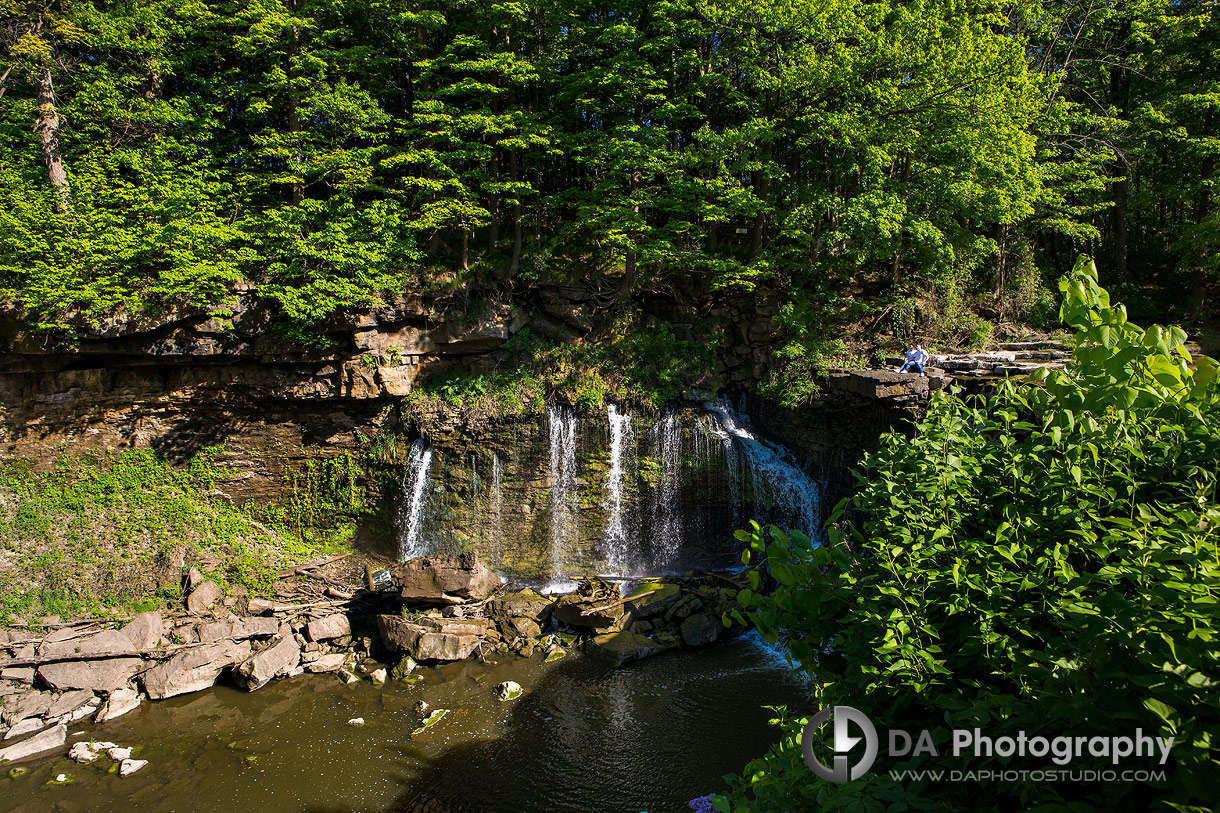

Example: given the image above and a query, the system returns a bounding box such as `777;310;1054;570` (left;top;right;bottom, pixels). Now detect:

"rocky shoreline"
1;553;748;770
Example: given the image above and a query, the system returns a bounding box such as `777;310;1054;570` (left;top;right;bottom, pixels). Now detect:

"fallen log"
276;553;353;578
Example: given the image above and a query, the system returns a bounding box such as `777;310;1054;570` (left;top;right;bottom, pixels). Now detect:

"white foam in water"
397;437;434;560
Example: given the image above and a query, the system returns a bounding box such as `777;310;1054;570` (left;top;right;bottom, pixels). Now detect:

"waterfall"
490;451;504;559
650;411;683;569
470;453;480;502
601;404;638;574
397;437;434;560
703;400;820;539
547;406;580;578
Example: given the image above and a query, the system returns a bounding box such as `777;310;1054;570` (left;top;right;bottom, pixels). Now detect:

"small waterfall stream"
490;451;504;561
547;405;580;579
396;437;434;560
703;400;820;536
650;411;684;569
601;404;638;574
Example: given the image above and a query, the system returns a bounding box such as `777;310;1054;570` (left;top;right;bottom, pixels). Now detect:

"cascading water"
397;437;434;560
601;404;638;574
490;451;504;560
649;411;684;569
702;400;821;540
547;406;580;580
470;453;480;502
394;399;823;579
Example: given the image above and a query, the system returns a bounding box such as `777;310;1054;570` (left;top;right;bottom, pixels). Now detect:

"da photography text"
801;705;1175;785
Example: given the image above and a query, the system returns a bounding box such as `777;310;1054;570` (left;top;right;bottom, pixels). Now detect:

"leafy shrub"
721;257;1220;811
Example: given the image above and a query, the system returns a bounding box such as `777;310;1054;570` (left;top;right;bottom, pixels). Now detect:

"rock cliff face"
0;283;792;467
0;284;918;563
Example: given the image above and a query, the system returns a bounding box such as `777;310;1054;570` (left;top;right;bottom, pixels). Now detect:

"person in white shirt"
899;344;928;376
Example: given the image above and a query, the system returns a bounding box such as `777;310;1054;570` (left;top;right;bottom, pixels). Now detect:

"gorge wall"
0;283;921;569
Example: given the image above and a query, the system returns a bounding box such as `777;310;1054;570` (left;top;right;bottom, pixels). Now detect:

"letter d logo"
801;706;879;783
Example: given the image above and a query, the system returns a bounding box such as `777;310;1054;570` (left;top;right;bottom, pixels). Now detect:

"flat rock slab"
305;614;351;642
828;370;929;400
45;689;96;719
40;629;133;659
142;640;252;700
186;580;223;614
121;612;165;650
377;615;484;662
0;722;66;762
3;690;53;724
301;653;347;673
198;616;279;643
38;658;144;693
3;716;49;741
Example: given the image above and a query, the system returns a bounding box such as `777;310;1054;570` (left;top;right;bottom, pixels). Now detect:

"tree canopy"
2;0;1215;340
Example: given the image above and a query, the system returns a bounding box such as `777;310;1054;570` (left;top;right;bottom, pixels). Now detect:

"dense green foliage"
0;445;375;622
3;0;1214;346
723;259;1220;810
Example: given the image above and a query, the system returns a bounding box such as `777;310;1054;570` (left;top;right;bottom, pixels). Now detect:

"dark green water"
7;633;808;813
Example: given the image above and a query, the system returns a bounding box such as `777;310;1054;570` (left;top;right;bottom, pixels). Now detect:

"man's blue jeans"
899;361;924;374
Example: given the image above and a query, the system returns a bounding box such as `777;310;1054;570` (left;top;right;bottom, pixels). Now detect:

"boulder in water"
679;613;721;647
142;640;253;699
586;631;661;666
394;553;500;606
233;635;301;690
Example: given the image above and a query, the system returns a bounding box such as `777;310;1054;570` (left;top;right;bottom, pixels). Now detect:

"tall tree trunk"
1113;177;1129;283
1189;111;1216;317
994;223;1008;302
508;150;523;277
287;9;303;206
36;66;71;213
620;167;641;296
749;141;770;259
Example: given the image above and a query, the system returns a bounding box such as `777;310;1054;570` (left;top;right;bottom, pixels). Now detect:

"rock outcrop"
234;635;301;690
142;640;253;700
393;553;501;606
377;615;490;661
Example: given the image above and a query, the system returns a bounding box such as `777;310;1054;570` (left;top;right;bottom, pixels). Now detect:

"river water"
8;633;808;813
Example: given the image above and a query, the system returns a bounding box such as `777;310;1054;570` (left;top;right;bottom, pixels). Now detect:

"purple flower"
688;796;718;813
